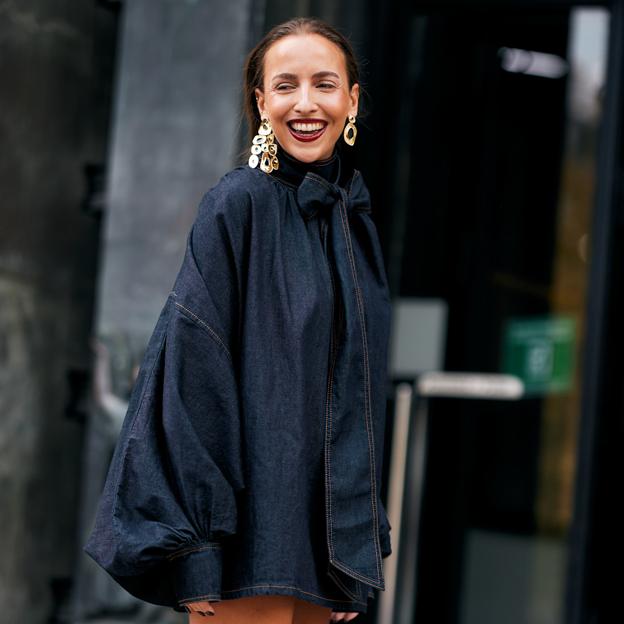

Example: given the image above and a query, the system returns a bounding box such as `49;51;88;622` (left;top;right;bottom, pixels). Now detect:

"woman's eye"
317;82;335;89
275;84;294;91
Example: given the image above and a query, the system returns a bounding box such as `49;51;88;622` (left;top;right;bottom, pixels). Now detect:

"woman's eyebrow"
312;71;340;79
271;72;298;81
271;71;340;81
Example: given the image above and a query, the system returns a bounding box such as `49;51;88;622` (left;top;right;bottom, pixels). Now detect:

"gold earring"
343;115;357;146
248;117;279;173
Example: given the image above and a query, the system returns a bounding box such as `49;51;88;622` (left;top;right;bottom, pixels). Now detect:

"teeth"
290;122;325;132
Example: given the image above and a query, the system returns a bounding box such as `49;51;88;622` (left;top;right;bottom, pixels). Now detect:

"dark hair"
241;17;363;148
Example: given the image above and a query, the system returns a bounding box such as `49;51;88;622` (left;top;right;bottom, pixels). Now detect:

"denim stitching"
179;584;367;606
322;217;338;563
328;557;384;589
327;567;361;602
172;301;232;362
166;542;222;561
303;172;336;192
337;196;383;584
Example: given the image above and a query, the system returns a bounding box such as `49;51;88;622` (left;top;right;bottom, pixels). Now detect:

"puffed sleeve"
83;172;250;612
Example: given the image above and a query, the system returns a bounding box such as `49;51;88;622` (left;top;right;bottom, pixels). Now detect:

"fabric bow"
296;170;372;220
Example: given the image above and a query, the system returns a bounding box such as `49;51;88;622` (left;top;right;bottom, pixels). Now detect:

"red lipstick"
287;118;328;143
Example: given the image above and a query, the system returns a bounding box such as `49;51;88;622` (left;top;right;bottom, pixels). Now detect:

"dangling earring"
248;117;279;173
343;115;357;146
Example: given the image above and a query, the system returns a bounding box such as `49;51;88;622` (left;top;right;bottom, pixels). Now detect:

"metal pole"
377;383;414;624
377;373;524;624
396;393;430;624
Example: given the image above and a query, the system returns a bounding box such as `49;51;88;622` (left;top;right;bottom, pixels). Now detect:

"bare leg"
292;597;334;624
189;595;298;624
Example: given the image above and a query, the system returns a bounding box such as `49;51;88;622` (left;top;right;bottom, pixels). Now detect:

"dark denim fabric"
83;146;393;615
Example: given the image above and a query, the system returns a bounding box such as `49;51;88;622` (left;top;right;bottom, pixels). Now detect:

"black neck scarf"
274;144;343;188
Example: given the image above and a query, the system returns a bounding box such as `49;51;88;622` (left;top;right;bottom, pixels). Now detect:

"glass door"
377;5;611;623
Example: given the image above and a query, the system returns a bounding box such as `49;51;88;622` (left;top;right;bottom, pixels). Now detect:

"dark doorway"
365;4;612;623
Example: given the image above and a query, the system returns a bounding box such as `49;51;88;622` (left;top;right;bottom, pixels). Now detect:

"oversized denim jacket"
83;147;393;615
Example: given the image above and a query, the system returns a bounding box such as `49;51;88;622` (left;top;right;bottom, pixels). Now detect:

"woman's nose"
294;85;318;113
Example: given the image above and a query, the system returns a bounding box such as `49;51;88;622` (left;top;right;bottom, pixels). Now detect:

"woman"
84;16;393;624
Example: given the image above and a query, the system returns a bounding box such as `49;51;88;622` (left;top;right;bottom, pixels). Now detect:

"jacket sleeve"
83;173;249;611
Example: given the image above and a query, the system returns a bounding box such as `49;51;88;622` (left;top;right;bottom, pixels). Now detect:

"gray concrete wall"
0;1;118;622
95;0;252;337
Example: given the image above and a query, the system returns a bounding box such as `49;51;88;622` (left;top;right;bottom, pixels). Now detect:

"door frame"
565;2;624;623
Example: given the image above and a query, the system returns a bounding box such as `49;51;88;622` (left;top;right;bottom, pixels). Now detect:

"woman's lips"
287;122;327;143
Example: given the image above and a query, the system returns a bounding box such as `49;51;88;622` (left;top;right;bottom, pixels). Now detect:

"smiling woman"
244;20;361;165
84;16;392;624
253;36;359;163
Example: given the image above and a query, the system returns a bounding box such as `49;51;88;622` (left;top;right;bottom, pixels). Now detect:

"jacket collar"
271;146;372;221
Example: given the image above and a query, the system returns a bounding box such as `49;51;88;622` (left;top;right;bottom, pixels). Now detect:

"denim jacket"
83;146;393;614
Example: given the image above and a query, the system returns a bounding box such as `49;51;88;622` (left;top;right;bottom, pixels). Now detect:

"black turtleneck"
274;144;343;187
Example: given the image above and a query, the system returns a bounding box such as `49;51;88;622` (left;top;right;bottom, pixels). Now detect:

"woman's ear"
254;88;265;119
349;83;360;118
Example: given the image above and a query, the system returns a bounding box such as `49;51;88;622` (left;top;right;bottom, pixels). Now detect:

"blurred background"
1;1;622;623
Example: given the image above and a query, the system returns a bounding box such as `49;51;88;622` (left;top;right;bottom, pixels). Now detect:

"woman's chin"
282;142;334;163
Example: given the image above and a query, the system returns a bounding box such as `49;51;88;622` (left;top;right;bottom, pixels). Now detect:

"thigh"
292;596;333;624
189;595;296;624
